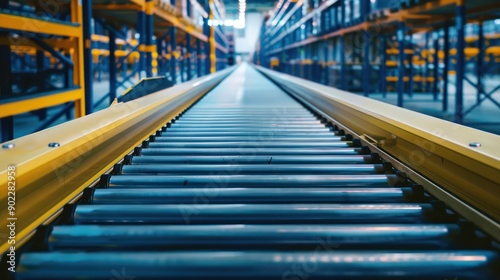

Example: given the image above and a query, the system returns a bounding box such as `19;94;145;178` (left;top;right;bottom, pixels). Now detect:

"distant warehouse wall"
235;13;264;60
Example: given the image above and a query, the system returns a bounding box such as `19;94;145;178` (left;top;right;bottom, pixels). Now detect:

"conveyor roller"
16;64;499;279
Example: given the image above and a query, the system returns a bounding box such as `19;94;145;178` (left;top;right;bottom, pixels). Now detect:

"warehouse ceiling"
224;0;276;16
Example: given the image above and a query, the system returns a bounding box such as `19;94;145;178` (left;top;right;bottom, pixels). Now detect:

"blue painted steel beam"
196;38;202;77
186;0;191;17
109;30;117;103
204;40;210;75
463;83;500;116
296;48;299;77
145;0;154;77
314;44;319;82
306;45;310;80
137;11;146;79
0;116;13;142
484;85;500;107
203;0;210;75
340;36;346;90
432;32;439;101
339;0;346;89
63;53;72;90
408;33;413;98
82;0;93;115
30;39;73;67
363;30;370;96
94;69;138;109
380;35;387;98
0;31;13;141
443;25;450;112
170;27;177;83
179;45;185;82
454;4;465;124
350;0;354;22
186;34;192;80
323;39;329;86
156;30;172;76
34;103;74;133
36;50;45;92
424;32;430;94
362;0;370;20
94;18;128;41
477;21;484;104
397;21;405;107
157;38;163;75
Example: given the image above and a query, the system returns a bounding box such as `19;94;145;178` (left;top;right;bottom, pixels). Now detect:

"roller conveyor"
15;65;500;279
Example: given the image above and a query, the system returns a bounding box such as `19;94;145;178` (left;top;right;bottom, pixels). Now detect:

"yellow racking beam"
0;13;81;37
71;0;85;117
0;89;84;119
131;0;146;10
403;0;463;14
153;8;207;41
209;0;216;73
92;4;144;11
0;37;78;50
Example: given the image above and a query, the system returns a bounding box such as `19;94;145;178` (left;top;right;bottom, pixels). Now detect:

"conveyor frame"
0;63;499;258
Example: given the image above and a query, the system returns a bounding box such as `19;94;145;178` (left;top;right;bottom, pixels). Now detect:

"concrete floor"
7;73;500;140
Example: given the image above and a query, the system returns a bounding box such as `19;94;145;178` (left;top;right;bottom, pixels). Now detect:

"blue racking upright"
256;0;500;127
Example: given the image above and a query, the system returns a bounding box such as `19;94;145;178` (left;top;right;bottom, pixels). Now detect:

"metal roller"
185;108;310;111
120;163;384;175
72;204;432;224
107;174;399;188
47;224;461;250
181;113;315;116
130;155;372;165
177;116;321;121
168;123;328;128
158;131;338;137
155;133;346;142
174;120;324;125
91;187;415;204
147;141;351;148
165;127;332;132
178;112;316;117
154;136;345;142
141;147;361;156
19;251;500;279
